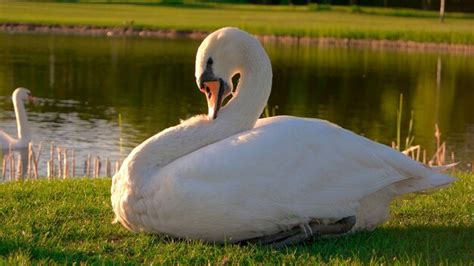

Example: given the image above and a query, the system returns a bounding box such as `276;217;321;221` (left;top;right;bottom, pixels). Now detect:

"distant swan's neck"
13;96;30;142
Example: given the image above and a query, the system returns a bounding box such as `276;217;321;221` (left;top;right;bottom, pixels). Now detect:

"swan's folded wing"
0;130;16;150
144;116;428;239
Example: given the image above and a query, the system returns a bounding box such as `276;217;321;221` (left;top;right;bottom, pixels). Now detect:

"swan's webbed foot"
241;216;356;249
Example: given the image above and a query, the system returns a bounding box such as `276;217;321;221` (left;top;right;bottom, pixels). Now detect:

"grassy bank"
0;2;473;44
0;173;472;264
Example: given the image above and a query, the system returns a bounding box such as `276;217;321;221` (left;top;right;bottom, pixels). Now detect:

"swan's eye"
206;86;210;93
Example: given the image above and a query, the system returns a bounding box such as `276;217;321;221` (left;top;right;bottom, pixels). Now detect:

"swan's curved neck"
121;40;272;185
220;64;272;132
13;96;30;141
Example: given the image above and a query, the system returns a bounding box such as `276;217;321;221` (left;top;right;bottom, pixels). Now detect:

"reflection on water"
0;33;473;176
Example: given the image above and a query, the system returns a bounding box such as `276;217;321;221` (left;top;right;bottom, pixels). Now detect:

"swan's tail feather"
393;171;455;195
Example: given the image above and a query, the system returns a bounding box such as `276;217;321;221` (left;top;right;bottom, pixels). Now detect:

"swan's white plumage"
0;88;32;150
111;27;455;243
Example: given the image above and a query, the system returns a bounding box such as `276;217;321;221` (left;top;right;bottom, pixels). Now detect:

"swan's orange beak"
200;80;223;120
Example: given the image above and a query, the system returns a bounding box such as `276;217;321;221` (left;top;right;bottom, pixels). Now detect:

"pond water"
0;33;473;176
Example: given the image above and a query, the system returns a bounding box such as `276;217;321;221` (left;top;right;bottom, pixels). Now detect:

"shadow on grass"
1;225;472;263
286;225;473;263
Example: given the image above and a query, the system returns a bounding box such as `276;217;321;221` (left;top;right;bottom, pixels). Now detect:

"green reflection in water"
0;33;473;169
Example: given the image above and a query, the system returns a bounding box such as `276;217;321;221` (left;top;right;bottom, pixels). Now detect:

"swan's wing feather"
0;130;16;150
142;116;428;240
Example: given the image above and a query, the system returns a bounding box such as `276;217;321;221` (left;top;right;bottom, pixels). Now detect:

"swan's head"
195;27;261;120
13;87;34;103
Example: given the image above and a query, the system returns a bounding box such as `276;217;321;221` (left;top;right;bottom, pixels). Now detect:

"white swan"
0;88;34;150
111;27;454;244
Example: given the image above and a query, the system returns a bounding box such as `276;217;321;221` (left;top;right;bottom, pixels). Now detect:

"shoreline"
1;23;474;54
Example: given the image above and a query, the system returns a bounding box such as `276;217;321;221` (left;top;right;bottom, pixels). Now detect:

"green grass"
0;173;472;264
0;2;474;44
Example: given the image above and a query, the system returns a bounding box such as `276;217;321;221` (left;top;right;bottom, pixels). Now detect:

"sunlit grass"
0;2;473;44
0;172;472;264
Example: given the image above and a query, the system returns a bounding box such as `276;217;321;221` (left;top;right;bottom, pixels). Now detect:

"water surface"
0;33;473;176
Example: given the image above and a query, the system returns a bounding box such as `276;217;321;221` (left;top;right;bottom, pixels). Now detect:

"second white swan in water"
0;88;34;150
111;27;454;244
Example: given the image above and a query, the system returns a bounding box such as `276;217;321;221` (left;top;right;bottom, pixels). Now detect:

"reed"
262;104;278;118
393;94;455;168
72;149;76;177
63;148;68;179
0;141;123;181
395;93;416;152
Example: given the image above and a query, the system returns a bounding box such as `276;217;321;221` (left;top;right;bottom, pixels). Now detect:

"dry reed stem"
9;145;13;181
10;153;14;181
8;154;12;181
96;157;100;177
27;142;32;178
50;143;55;177
84;157;88;177
63;149;68;179
29;144;37;179
57;147;62;178
97;157;99;177
47;160;52;179
402;145;420;157
1;155;7;179
435;124;441;163
429;141;446;166
94;156;101;177
16;155;22;179
35;142;43;166
87;154;91;177
72;149;75;177
450;152;456;170
3;155;9;181
105;157;110;177
439;142;446;166
92;157;96;177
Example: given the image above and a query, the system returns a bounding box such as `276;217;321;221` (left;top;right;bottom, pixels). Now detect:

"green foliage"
262;104;278;118
308;3;332;11
395;94;416;151
350;4;362;13
0;3;473;44
0;173;473;264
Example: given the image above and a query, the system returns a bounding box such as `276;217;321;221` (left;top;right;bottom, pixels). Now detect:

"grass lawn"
0;172;472;264
0;2;474;44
